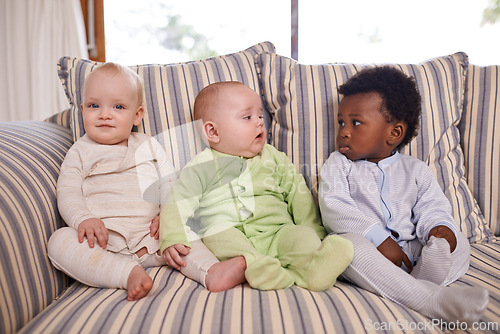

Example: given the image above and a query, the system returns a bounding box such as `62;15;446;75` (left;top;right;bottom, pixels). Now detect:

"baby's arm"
77;218;109;249
428;225;457;252
162;244;190;270
412;161;459;252
57;144;99;231
377;236;413;271
159;153;208;258
275;149;326;238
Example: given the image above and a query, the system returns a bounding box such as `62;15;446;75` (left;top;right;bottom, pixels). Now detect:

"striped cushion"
459;65;500;236
0;121;73;334
256;52;492;243
45;109;72;129
18;241;500;333
57;42;275;170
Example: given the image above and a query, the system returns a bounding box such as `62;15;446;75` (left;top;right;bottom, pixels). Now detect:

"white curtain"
0;0;89;122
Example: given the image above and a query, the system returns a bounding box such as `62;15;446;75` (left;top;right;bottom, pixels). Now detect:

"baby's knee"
47;227;78;258
448;232;471;280
453;232;470;256
285;224;319;239
279;225;322;253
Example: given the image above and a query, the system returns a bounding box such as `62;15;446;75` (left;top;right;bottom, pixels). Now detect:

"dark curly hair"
338;66;422;149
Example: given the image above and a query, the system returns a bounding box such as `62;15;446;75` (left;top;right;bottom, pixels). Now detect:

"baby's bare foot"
205;256;247;292
127;265;153;301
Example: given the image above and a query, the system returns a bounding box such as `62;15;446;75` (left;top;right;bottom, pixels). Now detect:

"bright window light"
299;0;500;65
105;0;499;66
104;0;291;65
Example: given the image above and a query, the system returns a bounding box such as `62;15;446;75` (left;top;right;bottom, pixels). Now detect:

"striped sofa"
1;42;498;334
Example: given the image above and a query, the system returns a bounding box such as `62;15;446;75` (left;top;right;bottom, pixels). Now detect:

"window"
86;0;499;66
299;0;500;66
103;0;291;65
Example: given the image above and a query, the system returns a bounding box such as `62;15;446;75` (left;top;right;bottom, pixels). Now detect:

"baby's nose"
339;127;350;137
99;109;111;119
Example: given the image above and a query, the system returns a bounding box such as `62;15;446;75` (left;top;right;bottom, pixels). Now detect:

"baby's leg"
176;236;222;289
126;265;153;301
276;225;353;291
409;236;451;285
443;231;470;286
205;256;246;292
48;227;142;294
408;232;470;286
202;227;294;290
340;232;488;323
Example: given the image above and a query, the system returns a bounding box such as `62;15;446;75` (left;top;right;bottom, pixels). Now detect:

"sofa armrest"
0;121;74;333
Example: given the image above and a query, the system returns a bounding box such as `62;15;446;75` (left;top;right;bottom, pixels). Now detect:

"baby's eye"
243;115;251;120
89;103;99;109
114;104;124;110
338;120;345;127
353;120;361;126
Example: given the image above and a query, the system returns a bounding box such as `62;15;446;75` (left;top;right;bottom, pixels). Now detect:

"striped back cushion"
256;52;492;243
58;42;275;170
0;121;73;333
45;109;71;129
459;65;500;236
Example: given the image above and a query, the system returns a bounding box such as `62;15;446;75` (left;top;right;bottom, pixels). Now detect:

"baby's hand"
150;216;160;240
77;218;108;249
377;236;413;272
162;244;190;270
428;225;457;252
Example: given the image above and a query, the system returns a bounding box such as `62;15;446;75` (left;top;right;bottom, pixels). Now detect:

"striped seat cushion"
19;241;500;333
256;52;492;243
459;65;500;236
0;121;73;334
57;42;275;170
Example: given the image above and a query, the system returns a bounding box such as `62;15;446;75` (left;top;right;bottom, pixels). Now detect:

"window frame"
80;0;106;62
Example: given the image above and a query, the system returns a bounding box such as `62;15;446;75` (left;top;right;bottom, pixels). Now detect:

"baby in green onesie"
159;81;353;291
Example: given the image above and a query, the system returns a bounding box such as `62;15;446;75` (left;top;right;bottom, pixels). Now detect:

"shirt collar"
377;151;401;166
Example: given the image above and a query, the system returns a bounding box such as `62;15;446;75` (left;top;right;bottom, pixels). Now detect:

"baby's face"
336;91;395;163
211;85;266;158
81;71;143;146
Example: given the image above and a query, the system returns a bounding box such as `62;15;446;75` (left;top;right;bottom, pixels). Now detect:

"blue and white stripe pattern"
256;52;492;244
459;64;500;236
0;121;73;334
16;243;500;333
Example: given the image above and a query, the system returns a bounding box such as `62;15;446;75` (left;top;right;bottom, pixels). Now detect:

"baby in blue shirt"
319;66;488;323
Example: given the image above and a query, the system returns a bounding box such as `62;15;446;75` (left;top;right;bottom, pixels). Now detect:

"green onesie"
160;144;353;291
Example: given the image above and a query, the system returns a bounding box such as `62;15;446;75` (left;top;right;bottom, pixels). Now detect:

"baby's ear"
202;121;220;144
387;122;406;146
133;106;145;126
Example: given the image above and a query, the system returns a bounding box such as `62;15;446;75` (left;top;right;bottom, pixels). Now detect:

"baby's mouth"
339;146;350;154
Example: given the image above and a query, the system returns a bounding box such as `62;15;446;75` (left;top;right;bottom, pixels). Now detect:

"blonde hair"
193;81;248;122
82;62;144;106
